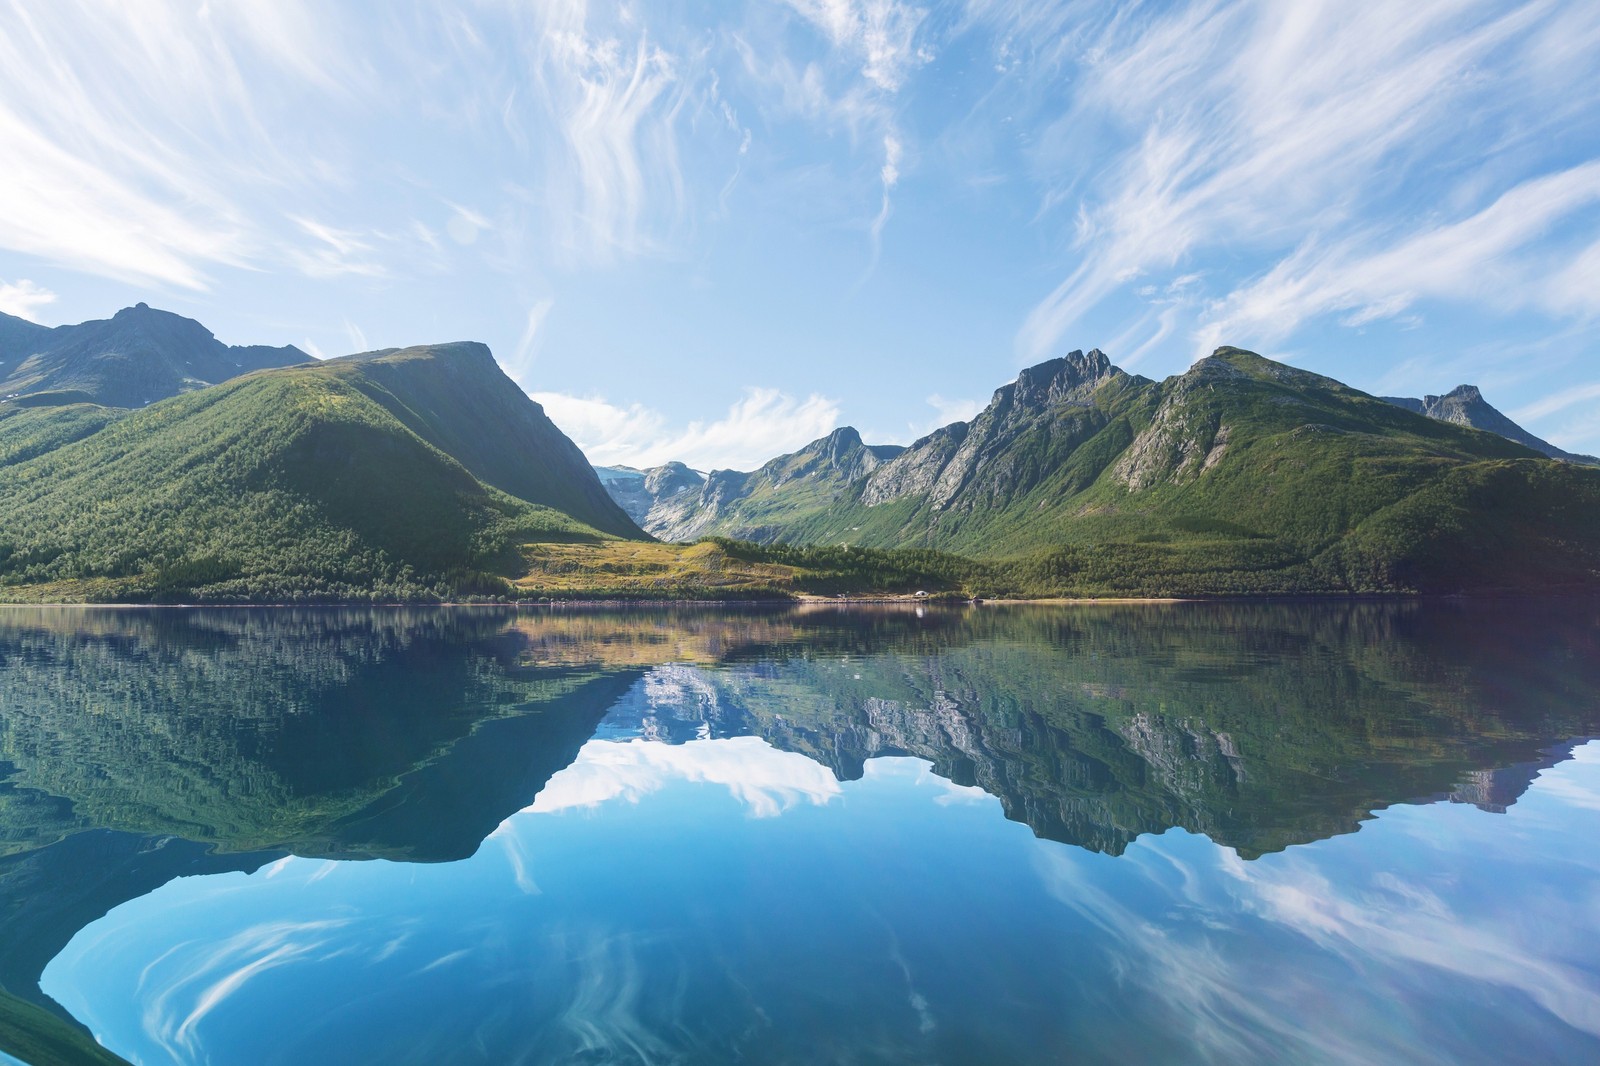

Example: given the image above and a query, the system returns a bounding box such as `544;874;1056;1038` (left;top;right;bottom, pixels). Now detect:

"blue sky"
1;0;1597;469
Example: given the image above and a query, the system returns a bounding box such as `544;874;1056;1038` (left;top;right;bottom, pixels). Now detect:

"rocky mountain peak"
108;302;219;343
1381;383;1596;464
771;425;900;486
1427;384;1482;406
816;425;863;452
1000;349;1118;411
644;461;703;496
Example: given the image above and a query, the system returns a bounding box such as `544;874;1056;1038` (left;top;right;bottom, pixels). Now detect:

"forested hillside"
0;344;645;602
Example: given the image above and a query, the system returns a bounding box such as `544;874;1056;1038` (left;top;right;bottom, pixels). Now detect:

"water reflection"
0;600;1597;1064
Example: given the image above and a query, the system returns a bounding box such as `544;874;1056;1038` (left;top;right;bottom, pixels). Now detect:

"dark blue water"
1;602;1598;1064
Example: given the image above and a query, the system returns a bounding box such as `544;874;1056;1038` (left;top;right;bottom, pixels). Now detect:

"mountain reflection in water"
0;601;1597;1064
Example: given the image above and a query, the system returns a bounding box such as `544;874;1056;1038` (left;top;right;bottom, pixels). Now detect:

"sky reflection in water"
44;727;1600;1064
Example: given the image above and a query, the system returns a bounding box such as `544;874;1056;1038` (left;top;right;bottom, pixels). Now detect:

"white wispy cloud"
518;1;691;264
784;0;933;92
1004;0;1600;363
286;216;389;280
0;277;55;320
752;0;931;254
1198;160;1600;351
870;131;904;251
1512;381;1600;424
1510;372;1600;448
531;385;842;471
0;93;244;288
445;202;491;246
509;298;556;379
0;0;355;288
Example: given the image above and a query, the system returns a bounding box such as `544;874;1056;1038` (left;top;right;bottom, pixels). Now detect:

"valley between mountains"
2;304;1597;603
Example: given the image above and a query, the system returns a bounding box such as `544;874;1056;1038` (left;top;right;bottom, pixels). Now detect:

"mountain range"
596;347;1600;593
603;353;1598;547
0;303;307;408
2;305;1598;600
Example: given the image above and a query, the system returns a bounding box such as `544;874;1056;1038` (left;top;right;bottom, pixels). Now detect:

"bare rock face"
645;461;703;498
1382;384;1598;464
860;423;968;506
1113;356;1234;492
654;469;748;542
594;462;721;541
866;349;1126;510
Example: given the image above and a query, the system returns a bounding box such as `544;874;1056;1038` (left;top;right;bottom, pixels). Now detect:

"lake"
1;601;1598;1065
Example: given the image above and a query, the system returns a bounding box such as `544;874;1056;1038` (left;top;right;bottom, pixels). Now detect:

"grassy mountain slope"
0;401;122;467
0;310;49;362
329;342;639;537
0;345;643;602
0;303;307;407
647;348;1600;593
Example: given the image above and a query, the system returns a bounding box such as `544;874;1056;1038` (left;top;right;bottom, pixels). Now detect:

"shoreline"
0;590;1580;610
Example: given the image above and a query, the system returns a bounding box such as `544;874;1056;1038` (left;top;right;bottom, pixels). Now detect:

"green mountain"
1381;383;1598;464
609;348;1600;594
0;340;645;602
0;303;307;408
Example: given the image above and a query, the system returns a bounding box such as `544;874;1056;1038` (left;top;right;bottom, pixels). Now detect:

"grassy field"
514;540;804;598
513;538;975;600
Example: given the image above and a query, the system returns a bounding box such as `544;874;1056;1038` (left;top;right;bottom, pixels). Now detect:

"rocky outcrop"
771;427;903;487
1383;384;1597;464
594;462;729;541
1112;355;1234;491
866;349;1132;509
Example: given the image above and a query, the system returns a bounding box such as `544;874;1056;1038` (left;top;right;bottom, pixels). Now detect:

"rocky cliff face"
866;349;1133;509
593;462;727;542
1110;354;1238;491
0;303;308;408
1382;384;1597;464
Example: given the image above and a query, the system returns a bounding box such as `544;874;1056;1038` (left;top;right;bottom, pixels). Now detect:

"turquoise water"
1;602;1598;1064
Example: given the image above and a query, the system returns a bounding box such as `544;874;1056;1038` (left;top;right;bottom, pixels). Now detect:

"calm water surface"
1;601;1598;1064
